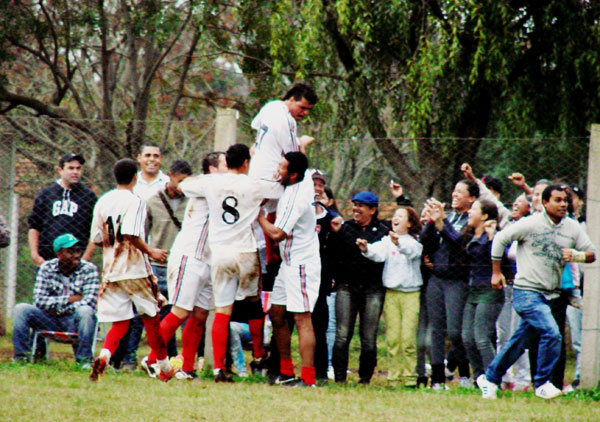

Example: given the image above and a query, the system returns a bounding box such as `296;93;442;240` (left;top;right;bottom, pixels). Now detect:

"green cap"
53;233;79;253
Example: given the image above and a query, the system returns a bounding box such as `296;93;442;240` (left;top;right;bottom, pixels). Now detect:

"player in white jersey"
141;152;228;380
88;159;173;382
258;152;321;387
179;144;283;382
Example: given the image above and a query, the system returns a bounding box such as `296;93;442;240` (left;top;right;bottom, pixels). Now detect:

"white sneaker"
431;383;449;391
458;376;474;388
477;374;498;399
535;381;562;399
327;366;335;380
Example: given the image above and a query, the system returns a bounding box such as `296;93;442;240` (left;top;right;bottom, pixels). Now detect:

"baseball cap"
570;184;585;199
352;191;379;207
312;170;329;184
59;153;85;168
53;233;80;253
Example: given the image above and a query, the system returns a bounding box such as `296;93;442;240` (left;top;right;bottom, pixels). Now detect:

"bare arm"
28;228;45;267
257;209;287;242
81;241;96;261
508;172;532;195
124;234;168;263
491;260;506;290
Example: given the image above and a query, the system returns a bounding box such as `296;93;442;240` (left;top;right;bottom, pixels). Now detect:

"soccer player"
177;144;282;382
88;159;173;382
258;152;320;387
141;152;228;380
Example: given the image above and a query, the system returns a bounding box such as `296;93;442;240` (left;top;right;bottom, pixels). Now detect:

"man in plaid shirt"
12;233;99;366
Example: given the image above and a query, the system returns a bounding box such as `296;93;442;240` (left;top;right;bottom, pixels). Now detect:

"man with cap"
12;233;99;366
28;153;98;267
328;191;389;384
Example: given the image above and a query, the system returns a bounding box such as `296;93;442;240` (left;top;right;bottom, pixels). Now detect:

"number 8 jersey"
90;188;152;282
179;173;283;256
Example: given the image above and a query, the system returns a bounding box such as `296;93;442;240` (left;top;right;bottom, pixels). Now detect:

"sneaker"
249;355;268;376
158;368;175;382
458;376;474;388
327;366;335;380
273;374;297;385
535;381;562;399
214;369;235;383
238;370;249;378
175;370;198;381
562;384;575;394
358;378;370;385
141;356;158;378
285;379;316;388
89;356;108;382
431;383;449;391
477;374;498;399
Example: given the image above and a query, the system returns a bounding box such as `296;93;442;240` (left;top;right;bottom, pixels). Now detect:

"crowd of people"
10;82;596;399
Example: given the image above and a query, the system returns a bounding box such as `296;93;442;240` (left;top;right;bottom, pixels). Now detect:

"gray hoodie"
491;210;595;298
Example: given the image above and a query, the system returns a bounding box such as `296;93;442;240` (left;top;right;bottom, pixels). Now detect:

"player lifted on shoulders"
89;159;173;382
178;144;283;382
258;152;321;387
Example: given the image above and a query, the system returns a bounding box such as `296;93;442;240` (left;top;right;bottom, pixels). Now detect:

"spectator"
329;191;389;384
357;206;423;386
0;214;9;248
12;233;99;366
133;144;170;200
28;154;97;266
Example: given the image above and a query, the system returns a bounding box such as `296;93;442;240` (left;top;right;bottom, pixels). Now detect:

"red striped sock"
212;313;230;371
182;315;204;372
142;314;167;361
301;366;316;386
147;312;185;365
248;318;265;359
280;358;294;377
103;320;130;354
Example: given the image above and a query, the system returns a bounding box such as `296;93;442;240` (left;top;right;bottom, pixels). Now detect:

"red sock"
142;314;167;361
147;312;185;365
212;313;230;371
103;320;130;354
248;318;265;359
280;358;294;377
182;315;205;372
301;366;316;386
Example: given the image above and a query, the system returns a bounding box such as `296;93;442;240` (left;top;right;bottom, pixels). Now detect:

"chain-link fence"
0;115;593;387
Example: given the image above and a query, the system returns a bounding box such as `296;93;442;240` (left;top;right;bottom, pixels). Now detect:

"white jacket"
362;234;423;292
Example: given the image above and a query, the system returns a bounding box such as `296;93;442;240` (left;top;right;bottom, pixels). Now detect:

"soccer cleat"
458;376;474;388
141;356;158;378
89;356;108;382
273;374;297;385
477;374;498;399
214;369;235;383
249;355;268;376
284;379;316;388
535;381;562;399
174;370;198;381
158;368;175;382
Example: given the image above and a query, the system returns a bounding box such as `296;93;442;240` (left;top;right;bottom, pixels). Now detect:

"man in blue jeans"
477;185;596;399
13;233;99;366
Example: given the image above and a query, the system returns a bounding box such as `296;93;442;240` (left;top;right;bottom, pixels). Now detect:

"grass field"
1;324;600;422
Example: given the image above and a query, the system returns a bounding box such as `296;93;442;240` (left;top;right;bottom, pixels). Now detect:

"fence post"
581;123;600;388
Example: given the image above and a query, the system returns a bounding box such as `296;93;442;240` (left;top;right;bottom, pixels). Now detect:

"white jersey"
249;100;299;179
91;189;152;282
169;197;210;262
179;173;283;254
275;174;320;265
133;170;170;201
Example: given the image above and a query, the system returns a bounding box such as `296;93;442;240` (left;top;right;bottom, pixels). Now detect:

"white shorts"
211;250;261;307
167;254;212;311
271;259;321;313
97;277;161;322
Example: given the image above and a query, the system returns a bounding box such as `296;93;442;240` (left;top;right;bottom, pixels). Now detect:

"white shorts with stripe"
167;254;212;311
211;250;261;307
97;277;161;322
271;259;321;313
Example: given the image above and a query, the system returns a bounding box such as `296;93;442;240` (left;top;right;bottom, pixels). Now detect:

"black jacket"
28;182;97;260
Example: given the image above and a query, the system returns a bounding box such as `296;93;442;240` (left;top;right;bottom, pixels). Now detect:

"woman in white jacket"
356;206;423;384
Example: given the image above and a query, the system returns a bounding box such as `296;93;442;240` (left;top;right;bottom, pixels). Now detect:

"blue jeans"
332;285;385;382
486;289;561;388
229;321;251;373
326;292;337;367
462;301;503;379
12;303;97;363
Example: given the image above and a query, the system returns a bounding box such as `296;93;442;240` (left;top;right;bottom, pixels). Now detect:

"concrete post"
213;107;238;151
581;124;600;388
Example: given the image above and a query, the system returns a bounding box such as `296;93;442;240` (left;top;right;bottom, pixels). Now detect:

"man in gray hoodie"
477;185;595;400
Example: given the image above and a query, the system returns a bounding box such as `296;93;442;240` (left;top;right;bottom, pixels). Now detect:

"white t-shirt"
179;173;283;254
133;170;170;201
249;100;299;179
275;175;319;265
91;188;152;282
169;197;210;262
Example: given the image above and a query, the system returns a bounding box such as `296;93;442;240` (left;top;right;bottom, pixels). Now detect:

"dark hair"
478;199;499;223
138;144;162;156
282;82;318;105
226;144;250;170
202;152;225;175
458;179;480;198
460;199;499;253
542;184;567;202
398;206;422;238
535;178;552;187
284;152;308;182
482;175;503;195
169;160;192;176
323;186;340;213
113;159;138;185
